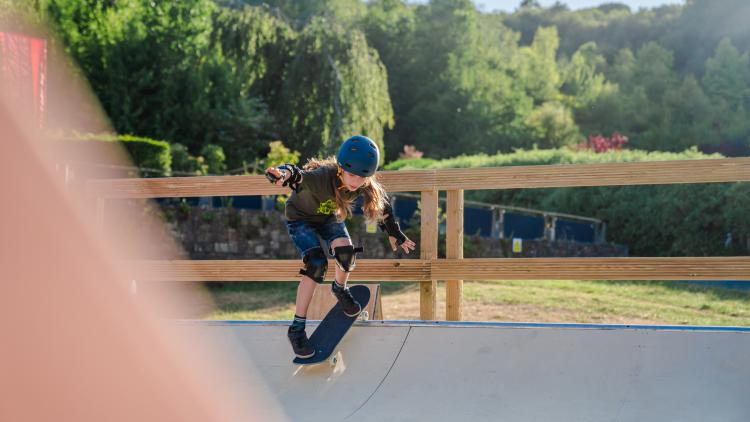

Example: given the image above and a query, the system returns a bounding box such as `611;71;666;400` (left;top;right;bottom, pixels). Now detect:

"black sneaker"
287;327;314;359
331;284;362;317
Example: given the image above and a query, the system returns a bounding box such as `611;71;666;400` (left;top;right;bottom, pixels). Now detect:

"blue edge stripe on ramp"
192;320;750;332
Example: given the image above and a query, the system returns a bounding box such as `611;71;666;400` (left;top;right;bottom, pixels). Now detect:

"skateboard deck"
293;285;371;365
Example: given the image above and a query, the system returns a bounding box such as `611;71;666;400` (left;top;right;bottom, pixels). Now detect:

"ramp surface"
187;322;750;422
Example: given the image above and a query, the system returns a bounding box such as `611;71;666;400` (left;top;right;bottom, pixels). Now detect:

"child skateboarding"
266;135;416;359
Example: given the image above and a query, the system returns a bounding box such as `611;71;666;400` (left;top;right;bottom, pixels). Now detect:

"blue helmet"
336;135;380;177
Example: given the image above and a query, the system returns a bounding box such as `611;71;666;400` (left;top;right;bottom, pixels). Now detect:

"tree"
41;0;236;154
564;43;618;137
502;1;680;64
606;43;680;150
560;41;608;108
703;39;748;106
277;16;393;160
702;38;750;145
523;101;582;148
210;6;295;166
519;26;561;104
361;0;417;161
211;5;295;103
632;42;677;102
661;75;714;151
401;0;536;157
392;0;482;158
240;0;367;29
662;0;750;74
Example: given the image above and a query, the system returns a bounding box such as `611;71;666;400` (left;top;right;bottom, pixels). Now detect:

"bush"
170;143;207;176
523;101;583;148
200;144;227;175
265;140;301;169
118;135;172;177
385;146;715;171
62;133;171;177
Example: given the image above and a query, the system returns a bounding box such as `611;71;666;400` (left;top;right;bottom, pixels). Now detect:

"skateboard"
293;285;371;366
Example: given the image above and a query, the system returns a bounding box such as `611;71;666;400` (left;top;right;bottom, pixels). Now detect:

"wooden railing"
88;158;750;321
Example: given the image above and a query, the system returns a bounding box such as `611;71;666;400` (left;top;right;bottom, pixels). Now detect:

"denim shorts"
286;218;350;257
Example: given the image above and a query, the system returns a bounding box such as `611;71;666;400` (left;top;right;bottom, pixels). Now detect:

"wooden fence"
87;158;750;321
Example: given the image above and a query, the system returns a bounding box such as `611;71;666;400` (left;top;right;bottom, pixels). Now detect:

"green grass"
200;280;750;326
463;280;750;326
201;281;417;320
202;282;299;320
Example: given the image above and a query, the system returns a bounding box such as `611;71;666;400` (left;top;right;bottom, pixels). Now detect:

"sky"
412;0;686;13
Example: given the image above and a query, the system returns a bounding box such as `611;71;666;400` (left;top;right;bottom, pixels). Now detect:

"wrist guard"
379;200;407;245
275;164;302;193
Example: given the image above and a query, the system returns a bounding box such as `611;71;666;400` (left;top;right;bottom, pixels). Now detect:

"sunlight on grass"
464;280;750;326
202;279;750;326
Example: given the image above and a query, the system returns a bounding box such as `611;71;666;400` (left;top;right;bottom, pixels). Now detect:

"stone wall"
162;206;394;259
155;205;627;259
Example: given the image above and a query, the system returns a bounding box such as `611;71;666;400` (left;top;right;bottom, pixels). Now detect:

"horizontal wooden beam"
86;158;750;199
129;257;750;282
86;174;280;199
432;257;750;281
129;259;431;282
432;158;750;190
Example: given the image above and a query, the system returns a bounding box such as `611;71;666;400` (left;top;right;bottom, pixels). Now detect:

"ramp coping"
185;320;750;332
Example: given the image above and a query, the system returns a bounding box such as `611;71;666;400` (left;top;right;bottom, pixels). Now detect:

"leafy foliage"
28;0;750;167
62;133;172;177
277;16;393;160
264;140;300;168
171;143;208;176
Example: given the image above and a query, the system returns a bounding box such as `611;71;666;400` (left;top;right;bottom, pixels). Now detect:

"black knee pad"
299;248;327;284
332;245;364;272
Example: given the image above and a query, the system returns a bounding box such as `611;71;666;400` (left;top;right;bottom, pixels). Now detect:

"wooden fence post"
445;189;464;321
420;190;438;320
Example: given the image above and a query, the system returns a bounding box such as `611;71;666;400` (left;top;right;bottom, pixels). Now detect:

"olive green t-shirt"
284;165;361;223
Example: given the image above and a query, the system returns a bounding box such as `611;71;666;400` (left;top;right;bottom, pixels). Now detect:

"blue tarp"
503;212;545;239
394;198;419;229
555;220;596;243
212;196;262;209
464;207;493;237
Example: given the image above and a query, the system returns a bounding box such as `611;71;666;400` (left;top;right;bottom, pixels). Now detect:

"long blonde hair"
303;156;387;223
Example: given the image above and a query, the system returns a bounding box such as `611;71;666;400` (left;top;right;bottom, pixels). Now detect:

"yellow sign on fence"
512;238;523;253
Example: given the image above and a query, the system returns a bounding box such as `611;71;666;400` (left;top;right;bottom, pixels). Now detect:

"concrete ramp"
187;322;750;421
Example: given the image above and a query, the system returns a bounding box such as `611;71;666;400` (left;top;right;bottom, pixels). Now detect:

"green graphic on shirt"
317;199;336;215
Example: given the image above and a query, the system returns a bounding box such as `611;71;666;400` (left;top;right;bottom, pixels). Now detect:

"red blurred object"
399;144;424;159
0;31;47;127
578;132;629;153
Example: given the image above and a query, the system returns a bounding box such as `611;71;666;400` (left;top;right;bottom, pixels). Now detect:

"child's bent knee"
332;245;364;272
299;248;327;283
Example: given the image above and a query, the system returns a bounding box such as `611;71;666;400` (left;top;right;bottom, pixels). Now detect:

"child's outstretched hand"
389;235;416;254
265;166;289;186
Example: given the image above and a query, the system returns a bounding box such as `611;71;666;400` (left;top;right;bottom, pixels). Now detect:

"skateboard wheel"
359;311;369;321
